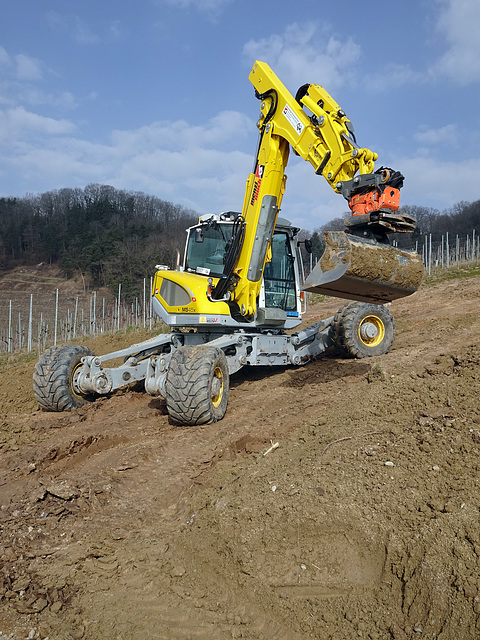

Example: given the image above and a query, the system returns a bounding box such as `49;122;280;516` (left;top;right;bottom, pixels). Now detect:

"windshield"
185;222;233;278
263;232;297;311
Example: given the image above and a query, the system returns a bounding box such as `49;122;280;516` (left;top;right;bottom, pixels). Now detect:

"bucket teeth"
302;231;423;304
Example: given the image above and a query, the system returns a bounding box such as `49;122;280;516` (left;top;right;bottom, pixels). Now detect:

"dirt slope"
1;276;480;640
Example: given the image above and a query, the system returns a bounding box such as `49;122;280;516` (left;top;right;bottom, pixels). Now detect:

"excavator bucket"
302;231;423;304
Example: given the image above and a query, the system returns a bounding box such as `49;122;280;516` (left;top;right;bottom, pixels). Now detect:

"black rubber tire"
331;302;395;358
33;345;95;411
164;345;229;426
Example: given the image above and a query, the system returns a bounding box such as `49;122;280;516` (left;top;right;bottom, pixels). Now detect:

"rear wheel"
332;302;395;358
164;345;229;426
33;345;95;411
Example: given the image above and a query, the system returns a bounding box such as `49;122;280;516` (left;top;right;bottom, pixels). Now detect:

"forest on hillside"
1;184;479;299
0;185;197;299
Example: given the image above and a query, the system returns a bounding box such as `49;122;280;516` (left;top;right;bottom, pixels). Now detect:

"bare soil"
1;275;480;640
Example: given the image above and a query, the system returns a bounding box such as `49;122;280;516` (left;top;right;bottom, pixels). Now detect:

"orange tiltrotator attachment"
349;187;401;217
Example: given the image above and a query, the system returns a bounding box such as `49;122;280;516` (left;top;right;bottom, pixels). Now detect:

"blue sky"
1;0;479;231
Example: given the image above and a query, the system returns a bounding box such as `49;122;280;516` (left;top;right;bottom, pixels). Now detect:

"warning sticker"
282;103;304;136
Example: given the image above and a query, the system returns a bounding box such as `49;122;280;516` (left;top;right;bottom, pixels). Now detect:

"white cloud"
243;23;361;93
280;158;348;229
0;46;77;109
111;110;253;152
105;111;256;212
414;123;458;146
365;63;424;92
72;16;101;45
433;0;480;84
0;106;76;140
0;47;45;82
14;54;44;81
393;152;480;212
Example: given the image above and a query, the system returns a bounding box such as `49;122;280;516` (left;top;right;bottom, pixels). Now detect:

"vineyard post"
117;283;121;332
93;291;97;335
28;293;33;352
149;277;153;330
8;300;12;354
428;234;432;276
143;278;146;329
73;296;78;339
54;289;59;346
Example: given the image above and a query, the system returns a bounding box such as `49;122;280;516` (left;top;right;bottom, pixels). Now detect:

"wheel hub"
211;377;222;397
360;321;378;341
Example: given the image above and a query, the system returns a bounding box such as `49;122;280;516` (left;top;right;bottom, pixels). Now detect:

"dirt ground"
1;274;480;640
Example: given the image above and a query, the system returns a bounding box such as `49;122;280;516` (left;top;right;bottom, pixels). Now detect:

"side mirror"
304;239;313;254
195;227;204;243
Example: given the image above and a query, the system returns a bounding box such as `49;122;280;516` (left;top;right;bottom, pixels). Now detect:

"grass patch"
422;263;480;286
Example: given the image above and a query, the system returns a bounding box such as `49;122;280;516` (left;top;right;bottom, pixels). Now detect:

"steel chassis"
74;316;334;400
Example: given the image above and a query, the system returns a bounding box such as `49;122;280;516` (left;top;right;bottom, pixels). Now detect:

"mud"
347;239;424;288
1;275;480;639
316;231;423;295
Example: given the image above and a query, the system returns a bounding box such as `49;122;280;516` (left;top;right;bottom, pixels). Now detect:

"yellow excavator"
33;61;423;425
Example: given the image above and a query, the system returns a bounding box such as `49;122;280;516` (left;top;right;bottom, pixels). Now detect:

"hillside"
1;275;480;639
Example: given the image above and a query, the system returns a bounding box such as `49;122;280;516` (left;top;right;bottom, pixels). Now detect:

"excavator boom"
214;61;422;318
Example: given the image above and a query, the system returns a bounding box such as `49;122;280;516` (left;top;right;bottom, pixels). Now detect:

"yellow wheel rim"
358;315;385;348
71;362;85;398
211;367;224;408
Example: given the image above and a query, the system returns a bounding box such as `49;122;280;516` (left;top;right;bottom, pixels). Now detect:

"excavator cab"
180;212;304;329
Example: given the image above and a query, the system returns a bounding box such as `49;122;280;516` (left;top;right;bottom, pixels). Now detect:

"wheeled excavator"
33;61;423;425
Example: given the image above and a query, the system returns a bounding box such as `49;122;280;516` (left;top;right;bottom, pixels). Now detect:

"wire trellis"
1;277;158;356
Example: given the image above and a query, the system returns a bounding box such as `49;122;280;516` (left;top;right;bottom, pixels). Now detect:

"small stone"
385;461;394;467
413;627;423;633
44;482;79;501
12;576;31;592
171;565;186;577
432;465;440;471
465;584;478;598
28;630;36;639
271;485;277;492
32;598;48;612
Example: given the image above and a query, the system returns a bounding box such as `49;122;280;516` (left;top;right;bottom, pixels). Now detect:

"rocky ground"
1;273;480;640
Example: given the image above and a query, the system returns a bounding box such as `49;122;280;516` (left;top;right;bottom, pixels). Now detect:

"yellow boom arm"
227;60;379;319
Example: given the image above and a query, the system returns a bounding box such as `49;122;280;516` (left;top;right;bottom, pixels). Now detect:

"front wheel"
164;345;229;426
331;302;395;358
33;345;96;411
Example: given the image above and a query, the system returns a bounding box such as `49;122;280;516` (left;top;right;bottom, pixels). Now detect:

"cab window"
263;232;297;311
185;223;233;277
